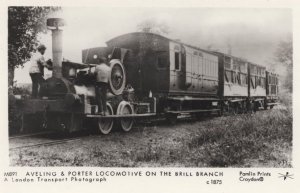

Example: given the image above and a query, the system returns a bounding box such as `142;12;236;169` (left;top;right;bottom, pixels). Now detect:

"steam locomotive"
15;18;279;134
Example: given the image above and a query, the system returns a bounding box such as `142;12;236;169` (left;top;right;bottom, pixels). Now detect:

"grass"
129;107;293;167
186;107;292;167
10;106;292;167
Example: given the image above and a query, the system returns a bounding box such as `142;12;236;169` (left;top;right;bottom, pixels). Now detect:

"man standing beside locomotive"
95;57;111;115
29;44;52;98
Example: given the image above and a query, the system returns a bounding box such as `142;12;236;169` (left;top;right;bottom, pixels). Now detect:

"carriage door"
183;46;192;89
170;43;186;90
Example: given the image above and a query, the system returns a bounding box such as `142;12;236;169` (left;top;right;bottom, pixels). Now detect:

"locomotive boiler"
16;18;279;135
18;18;156;134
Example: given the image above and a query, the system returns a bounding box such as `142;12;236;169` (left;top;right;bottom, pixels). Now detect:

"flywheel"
109;59;126;95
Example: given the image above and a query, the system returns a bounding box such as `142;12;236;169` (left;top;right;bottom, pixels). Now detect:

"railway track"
9;131;55;140
9;109;277;151
9;137;82;150
8;118;169;151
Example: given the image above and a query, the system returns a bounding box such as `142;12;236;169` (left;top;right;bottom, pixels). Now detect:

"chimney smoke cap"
47;18;65;29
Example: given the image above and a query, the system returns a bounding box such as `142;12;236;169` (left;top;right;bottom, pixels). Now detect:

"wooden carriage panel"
249;63;267;97
169;41;218;96
216;53;248;97
266;71;279;97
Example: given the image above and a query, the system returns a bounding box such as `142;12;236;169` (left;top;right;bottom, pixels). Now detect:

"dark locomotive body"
15;21;279;134
103;33;219;97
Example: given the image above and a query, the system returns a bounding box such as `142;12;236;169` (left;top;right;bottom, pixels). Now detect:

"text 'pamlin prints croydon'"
239;171;271;182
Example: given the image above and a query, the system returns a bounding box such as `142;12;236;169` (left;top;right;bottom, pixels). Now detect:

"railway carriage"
14;18;279;135
265;71;279;109
248;63;267;97
214;52;249;113
248;62;267;110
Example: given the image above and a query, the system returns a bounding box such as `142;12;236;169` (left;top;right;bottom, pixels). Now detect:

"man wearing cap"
29;44;52;98
94;57;111;115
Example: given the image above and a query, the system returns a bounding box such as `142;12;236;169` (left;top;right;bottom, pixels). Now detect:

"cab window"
156;51;168;69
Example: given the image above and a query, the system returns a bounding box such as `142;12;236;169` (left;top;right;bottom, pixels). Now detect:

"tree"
274;39;293;92
8;6;60;87
137;19;170;35
275;39;293;67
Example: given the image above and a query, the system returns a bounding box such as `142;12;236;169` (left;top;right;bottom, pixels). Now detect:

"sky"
15;7;292;83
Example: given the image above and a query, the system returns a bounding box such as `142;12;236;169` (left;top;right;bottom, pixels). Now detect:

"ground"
9;107;292;167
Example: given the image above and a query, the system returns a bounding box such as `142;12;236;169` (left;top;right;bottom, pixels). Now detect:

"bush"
279;89;292;109
186;109;292;167
8;84;31;134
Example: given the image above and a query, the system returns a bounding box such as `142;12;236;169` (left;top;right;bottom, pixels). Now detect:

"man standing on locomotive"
95;57;111;115
29;44;52;98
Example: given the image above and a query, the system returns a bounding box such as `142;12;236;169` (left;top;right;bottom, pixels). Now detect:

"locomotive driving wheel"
109;59;126;95
97;103;114;134
116;101;134;132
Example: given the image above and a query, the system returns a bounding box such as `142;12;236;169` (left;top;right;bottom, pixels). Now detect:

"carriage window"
251;77;256;88
232;72;236;83
233;64;237;71
240;74;247;85
271;76;274;84
240;64;246;73
256;77;260;86
157;56;167;69
225;71;232;83
261;78;265;88
257;68;261;75
237;73;241;84
224;56;231;69
250;65;257;74
175;52;180;70
253;66;257;74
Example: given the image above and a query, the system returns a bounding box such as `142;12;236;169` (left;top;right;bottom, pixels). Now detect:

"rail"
9;137;82;150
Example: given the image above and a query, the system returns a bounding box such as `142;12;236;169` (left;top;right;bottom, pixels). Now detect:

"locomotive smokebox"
47;18;65;78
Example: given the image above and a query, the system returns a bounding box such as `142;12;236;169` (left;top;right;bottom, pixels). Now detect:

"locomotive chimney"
47;18;65;78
